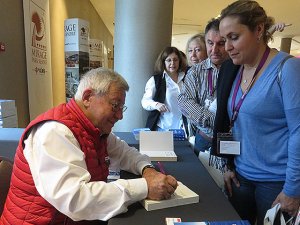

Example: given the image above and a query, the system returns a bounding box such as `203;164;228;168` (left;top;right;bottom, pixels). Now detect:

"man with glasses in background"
0;68;178;225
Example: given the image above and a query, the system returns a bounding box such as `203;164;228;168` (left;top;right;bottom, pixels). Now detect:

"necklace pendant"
243;79;247;84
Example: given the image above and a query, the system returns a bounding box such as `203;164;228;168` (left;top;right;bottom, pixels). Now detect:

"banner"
64;18;90;102
23;0;53;120
89;39;104;68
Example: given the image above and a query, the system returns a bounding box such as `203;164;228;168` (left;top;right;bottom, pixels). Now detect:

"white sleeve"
107;132;152;174
141;76;159;110
23;121;148;221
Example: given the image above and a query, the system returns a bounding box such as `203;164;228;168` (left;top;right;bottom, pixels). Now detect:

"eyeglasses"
165;58;179;63
109;101;128;113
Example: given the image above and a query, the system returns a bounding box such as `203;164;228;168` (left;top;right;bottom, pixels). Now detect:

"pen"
157;161;166;175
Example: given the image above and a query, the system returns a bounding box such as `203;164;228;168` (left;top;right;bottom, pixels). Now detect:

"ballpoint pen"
157;161;166;175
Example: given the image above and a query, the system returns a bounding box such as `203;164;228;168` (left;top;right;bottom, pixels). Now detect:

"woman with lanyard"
211;1;300;225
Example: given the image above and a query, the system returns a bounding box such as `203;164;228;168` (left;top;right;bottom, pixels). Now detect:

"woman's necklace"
242;67;256;84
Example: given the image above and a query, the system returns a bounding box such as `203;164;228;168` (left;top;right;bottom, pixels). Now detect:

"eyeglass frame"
165;58;179;63
109;101;128;113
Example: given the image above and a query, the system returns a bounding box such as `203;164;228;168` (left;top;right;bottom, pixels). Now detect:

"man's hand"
155;103;169;113
142;168;178;200
224;170;240;197
268;22;291;35
272;191;300;216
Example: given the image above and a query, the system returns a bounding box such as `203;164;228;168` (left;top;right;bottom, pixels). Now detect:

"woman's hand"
155;103;169;113
224;170;240;197
268;22;291;35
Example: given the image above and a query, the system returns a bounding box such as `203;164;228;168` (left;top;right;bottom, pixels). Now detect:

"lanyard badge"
217;132;240;155
217;47;270;155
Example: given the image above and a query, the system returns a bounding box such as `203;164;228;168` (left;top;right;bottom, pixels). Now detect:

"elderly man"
0;68;177;225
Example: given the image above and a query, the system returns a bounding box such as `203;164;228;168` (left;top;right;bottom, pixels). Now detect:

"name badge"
217;132;240;155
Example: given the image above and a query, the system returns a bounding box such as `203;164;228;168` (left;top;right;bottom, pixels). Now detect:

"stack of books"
139;131;177;161
132;128;151;140
0;100;18;128
173;221;251;225
169;129;186;141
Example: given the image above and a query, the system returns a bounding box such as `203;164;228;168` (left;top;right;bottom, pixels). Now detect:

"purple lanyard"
230;47;270;129
208;69;214;96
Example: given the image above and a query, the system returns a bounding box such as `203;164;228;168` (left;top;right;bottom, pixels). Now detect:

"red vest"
0;99;109;225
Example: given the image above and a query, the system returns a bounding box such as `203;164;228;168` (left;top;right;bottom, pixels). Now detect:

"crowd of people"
1;1;299;225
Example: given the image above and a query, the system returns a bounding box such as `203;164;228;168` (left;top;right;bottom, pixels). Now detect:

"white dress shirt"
24;121;151;221
141;71;185;130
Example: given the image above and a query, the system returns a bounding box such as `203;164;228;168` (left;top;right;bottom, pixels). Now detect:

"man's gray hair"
74;68;129;100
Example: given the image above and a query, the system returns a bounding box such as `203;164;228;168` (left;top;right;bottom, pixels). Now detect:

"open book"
140;181;199;211
139;131;177;161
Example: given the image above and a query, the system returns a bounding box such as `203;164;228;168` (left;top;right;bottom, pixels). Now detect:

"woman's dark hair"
154;46;184;74
205;18;220;35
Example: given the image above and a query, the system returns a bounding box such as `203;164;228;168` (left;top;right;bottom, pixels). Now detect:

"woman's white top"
141;71;185;130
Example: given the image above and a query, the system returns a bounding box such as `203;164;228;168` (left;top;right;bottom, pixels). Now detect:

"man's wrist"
226;164;235;172
226;158;235;171
142;164;156;175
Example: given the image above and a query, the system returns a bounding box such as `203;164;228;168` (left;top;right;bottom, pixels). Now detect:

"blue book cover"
169;129;186;140
174;221;250;225
174;222;206;225
132;128;151;140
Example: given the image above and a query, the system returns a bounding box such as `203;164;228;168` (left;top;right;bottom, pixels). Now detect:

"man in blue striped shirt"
178;18;229;155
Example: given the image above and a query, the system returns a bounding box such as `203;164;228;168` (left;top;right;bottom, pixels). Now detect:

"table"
0;128;24;161
0;129;239;223
108;134;240;225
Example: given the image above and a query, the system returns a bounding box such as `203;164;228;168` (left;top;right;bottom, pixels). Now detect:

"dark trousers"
228;172;289;225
